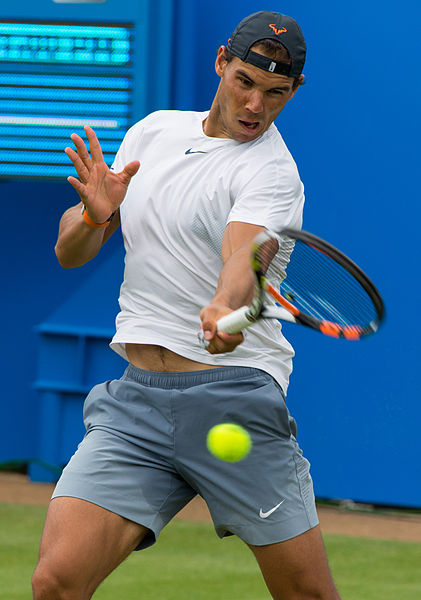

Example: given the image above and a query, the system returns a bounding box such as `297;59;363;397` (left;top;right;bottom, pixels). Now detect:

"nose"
245;89;264;114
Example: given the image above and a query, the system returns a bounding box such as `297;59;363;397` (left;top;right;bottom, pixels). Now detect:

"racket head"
251;228;385;339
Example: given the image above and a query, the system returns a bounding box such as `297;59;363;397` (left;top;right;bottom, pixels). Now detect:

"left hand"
65;126;140;223
200;303;244;354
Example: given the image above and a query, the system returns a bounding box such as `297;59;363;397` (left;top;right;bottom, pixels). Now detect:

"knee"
32;564;66;600
32;562;91;600
32;565;58;600
271;584;341;600
283;582;341;600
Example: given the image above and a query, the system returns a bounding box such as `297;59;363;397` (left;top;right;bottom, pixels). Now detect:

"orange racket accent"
309;243;330;259
265;281;300;317
320;321;342;338
342;325;363;340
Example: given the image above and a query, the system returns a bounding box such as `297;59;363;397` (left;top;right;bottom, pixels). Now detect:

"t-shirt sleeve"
110;119;146;173
227;151;305;232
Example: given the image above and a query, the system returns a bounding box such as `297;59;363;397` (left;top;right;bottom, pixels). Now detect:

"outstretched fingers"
64;144;90;183
64;130;94;183
70;132;92;169
84;125;105;164
64;127;139;211
66;175;87;201
119;160;141;184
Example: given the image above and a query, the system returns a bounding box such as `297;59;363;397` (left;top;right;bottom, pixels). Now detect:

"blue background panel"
179;0;420;507
1;0;420;506
0;18;134;177
0;0;174;177
0;0;172;470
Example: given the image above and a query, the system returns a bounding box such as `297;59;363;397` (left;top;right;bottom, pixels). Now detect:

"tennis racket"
200;228;384;342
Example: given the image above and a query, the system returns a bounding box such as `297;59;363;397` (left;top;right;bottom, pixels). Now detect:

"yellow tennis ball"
206;423;252;462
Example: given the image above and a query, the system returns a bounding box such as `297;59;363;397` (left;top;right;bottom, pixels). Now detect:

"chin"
235;121;266;142
236;130;262;143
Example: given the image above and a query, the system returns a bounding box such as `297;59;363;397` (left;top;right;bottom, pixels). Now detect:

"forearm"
200;221;263;353
54;203;107;268
211;245;256;309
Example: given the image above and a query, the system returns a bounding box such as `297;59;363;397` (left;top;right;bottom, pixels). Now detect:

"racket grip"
216;306;253;334
197;306;254;349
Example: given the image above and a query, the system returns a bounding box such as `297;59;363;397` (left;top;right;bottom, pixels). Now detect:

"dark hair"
223;38;303;88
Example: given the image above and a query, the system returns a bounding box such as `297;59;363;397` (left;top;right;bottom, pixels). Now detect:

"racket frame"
214;228;384;340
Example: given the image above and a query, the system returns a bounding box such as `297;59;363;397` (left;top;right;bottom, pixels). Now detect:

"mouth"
238;119;260;132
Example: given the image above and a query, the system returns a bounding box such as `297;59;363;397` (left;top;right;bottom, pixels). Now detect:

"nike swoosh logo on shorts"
259;499;285;519
185;148;207;155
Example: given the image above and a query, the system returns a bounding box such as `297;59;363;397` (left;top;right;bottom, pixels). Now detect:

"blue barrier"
30;324;126;482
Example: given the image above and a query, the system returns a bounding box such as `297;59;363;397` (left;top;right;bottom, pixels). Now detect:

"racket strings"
287;252;374;316
270;236;379;329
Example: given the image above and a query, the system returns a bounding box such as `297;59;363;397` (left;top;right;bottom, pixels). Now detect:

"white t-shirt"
110;110;305;394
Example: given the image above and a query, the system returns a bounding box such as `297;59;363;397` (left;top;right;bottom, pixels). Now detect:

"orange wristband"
81;205;115;229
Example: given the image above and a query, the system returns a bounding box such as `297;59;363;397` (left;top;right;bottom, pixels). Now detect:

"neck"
203;92;229;139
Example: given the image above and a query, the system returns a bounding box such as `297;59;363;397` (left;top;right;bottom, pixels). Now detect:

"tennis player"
33;11;341;600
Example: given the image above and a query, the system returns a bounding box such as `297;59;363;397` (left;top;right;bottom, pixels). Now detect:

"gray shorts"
53;365;318;549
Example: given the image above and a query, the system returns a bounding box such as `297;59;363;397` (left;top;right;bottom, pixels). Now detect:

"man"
32;11;341;600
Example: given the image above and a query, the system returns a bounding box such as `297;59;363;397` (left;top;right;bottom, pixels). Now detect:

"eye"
238;77;252;87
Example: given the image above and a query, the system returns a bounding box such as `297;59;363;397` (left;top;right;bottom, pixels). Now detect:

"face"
207;46;302;142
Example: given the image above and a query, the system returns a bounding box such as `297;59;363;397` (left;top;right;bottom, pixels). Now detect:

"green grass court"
1;503;420;599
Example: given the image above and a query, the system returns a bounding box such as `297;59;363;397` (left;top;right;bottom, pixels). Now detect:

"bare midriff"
125;343;220;372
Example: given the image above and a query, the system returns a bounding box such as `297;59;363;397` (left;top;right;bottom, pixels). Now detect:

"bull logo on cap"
269;24;287;36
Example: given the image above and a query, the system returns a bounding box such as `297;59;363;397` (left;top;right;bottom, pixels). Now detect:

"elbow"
55;245;72;269
54;243;65;267
54;243;82;269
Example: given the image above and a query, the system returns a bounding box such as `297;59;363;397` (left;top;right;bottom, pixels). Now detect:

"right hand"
65;126;140;224
200;302;244;354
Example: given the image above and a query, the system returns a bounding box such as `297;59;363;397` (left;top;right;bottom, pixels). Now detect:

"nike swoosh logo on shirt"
259;500;285;519
185;148;207;155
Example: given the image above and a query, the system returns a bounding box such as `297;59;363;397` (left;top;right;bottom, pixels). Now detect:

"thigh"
248;525;341;600
35;497;149;596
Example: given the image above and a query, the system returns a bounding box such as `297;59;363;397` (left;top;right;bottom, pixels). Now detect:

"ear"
289;74;305;100
215;45;228;78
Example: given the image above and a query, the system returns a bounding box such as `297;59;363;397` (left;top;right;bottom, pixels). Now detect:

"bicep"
221;221;265;264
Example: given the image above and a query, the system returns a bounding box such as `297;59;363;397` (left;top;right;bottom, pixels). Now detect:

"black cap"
227;11;306;78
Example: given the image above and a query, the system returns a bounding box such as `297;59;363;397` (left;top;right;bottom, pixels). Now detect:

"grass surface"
1;503;420;599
